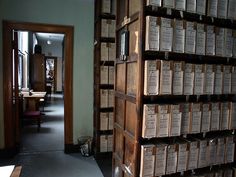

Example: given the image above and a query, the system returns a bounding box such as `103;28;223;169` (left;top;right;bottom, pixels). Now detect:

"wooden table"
21;91;46;111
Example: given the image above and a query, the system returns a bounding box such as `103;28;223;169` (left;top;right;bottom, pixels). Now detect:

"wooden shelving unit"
113;1;236;177
94;0;116;158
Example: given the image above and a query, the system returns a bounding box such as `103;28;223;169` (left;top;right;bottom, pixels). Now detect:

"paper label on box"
191;104;201;133
187;0;196;13
160;61;172;95
173;20;185;53
155;145;167;176
108;43;116;61
181;103;190;134
216;28;225;56
194;65;204;95
147;0;162;6
140;145;155;176
198;140;208;168
160;18;173;51
214;65;223;94
208;140;217;165
100;89;108;108
196;23;206;55
108;90;114;107
205;65;214;94
175;0;186;11
142;105;157;138
208;0;218;17
170;105;182;136
166;145;177;174
100;66;109;84
217;0;228;18
188;141;199;170
100;135;108;152
101;42;109;61
173;62;184;95
231;103;236;129
107;135;113;152
157;105;170;137
101;19;109;37
201;104;211;132
108;20;116;38
232;67;236;94
163;0;175;8
102;0;111;13
144;60;159;95
221;102;230;130
100;113;109;130
184;64;194;95
145;16;160;51
225;29;233;57
197;0;206;15
206;25;216;55
108;112;113;130
177;143;188;172
185;22;196;54
225;137;235;163
223;66;232;94
216;138;225;164
211;103;220;130
109;66;114;85
228;0;236;19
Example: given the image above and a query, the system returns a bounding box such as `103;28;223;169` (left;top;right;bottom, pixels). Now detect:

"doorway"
2;21;74;153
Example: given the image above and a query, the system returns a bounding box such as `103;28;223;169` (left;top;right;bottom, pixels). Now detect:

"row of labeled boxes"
146;0;236;20
146;17;236;57
100;66;114;85
140;135;235;176
144;60;236;95
100;89;114;108
100;0;116;14
142;102;236;138
100;112;113;131
100;135;113;152
100;42;116;61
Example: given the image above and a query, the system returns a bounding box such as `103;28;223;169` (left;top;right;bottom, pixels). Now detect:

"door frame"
2;20;74;152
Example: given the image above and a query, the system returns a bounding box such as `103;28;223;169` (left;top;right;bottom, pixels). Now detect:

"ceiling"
36;32;65;43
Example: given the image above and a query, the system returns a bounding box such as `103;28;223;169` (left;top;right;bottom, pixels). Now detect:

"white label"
204;65;214;94
191;103;201;133
142;105;157;138
101;19;109;37
185;22;196;54
101;42;109;61
217;0;228;18
160;61;172;95
181;103;190;134
184;63;194;95
177;143;188;172
140;145;155;177
170;105;182;136
172;62;184;95
187;0;196;13
225;29;233;57
160;18;173;51
208;0;218;17
223;66;232;94
155;145;167;176
175;0;186;11
166;145;177;174
157;105;170;137
216;28;225;56
211;103;220;130
188;141;199;170
194;65;204;95
206;25;216;55
196;23;206;55
102;0;111;14
144;61;159;95
197;0;206;15
145;16;160;51
173;20;185;53
201;104;211;132
198;140;208;168
214;65;223;94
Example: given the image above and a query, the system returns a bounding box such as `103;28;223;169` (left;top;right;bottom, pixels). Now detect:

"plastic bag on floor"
79;136;92;157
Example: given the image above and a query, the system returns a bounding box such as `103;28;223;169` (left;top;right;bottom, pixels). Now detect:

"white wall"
38;40;63;58
0;0;94;147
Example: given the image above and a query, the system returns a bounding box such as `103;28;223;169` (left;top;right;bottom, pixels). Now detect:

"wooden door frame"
45;56;57;93
2;20;74;153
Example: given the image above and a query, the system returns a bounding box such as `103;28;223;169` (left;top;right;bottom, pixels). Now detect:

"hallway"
0;94;104;177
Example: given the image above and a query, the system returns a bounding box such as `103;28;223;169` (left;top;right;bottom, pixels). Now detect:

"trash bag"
79;137;92;157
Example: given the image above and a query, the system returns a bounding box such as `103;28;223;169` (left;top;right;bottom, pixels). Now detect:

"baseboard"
64;144;80;154
0;147;19;158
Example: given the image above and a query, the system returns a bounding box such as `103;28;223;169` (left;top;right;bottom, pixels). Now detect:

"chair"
23;110;41;132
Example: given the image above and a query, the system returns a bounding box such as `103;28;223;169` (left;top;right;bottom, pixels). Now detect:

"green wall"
0;0;95;148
